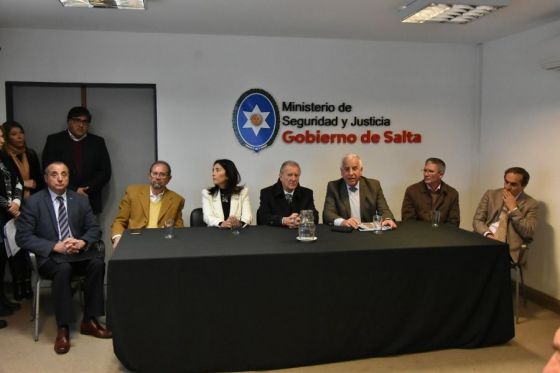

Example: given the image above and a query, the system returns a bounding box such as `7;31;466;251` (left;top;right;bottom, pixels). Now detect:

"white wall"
0;29;482;263
481;20;560;299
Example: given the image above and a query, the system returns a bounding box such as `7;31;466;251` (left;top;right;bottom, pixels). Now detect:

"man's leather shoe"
0;319;7;329
54;327;70;354
80;319;112;338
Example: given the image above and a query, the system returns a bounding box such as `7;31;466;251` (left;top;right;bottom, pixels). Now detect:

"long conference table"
107;222;514;372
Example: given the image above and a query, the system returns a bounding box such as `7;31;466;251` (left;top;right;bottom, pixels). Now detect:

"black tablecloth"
107;222;514;372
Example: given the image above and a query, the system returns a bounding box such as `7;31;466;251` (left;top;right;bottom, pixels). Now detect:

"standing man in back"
42;106;111;214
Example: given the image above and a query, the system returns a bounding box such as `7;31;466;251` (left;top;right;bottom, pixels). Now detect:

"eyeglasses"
150;172;169;178
71;117;90;125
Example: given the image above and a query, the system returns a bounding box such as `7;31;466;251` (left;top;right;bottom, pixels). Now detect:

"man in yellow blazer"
111;160;185;248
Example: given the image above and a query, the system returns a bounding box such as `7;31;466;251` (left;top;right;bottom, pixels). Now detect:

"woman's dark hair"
207;159;244;195
2;121;26;148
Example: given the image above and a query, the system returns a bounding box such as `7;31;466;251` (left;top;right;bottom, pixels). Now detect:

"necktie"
349;186;357;193
494;206;508;242
285;193;293;207
57;196;71;240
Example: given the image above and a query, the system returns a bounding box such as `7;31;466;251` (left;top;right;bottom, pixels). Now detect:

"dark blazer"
473;188;538;262
42;130;111;214
322;176;395;225
257;180;319;226
15;188;100;268
401;180;460;226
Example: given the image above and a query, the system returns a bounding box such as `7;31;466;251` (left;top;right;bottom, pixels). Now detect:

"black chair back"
190;208;207;227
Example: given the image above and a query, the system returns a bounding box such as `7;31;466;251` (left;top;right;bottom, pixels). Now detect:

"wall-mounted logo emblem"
232;88;279;152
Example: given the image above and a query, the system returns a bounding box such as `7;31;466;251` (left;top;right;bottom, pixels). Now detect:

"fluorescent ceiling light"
59;0;145;10
400;0;508;24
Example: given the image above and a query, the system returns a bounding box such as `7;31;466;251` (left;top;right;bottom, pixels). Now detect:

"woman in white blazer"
202;159;252;228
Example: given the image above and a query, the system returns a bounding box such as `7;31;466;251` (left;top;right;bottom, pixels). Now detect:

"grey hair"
340;153;363;170
425;158;446;174
280;160;301;173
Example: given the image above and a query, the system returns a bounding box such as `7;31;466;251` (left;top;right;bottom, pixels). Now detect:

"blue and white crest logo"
232;88;280;153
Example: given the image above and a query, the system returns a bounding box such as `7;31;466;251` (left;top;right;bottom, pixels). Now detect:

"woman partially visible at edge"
0;124;26;328
3;121;43;198
2;121;42;301
202;159;252;228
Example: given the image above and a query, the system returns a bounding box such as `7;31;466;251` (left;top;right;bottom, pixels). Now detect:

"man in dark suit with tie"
473;167;538;262
257;160;318;228
323;153;397;229
42;106;112;214
16;161;111;355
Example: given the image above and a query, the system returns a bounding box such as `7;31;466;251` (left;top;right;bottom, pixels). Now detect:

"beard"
151;182;164;190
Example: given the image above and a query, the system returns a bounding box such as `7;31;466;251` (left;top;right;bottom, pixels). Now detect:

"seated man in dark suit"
257;160;318;228
323;153;397;230
16;161;111;355
401;157;460;226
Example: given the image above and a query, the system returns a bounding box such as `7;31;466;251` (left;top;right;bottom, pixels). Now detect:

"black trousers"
0;244;7;302
38;257;105;327
8;249;31;283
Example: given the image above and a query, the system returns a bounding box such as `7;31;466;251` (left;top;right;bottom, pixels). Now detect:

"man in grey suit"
16;161;111;355
323;153;397;229
473;167;538;262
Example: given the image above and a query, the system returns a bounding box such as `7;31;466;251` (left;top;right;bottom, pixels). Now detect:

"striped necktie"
56;196;71;240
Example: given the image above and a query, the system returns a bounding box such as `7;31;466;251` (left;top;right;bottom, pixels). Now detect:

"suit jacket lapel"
339;180;351;218
157;187;172;223
215;190;225;220
359;178;370;219
230;192;239;218
66;192;78;236
274;182;290;214
42;190;60;238
489;190;504;224
140;185;150;220
292;185;301;213
516;192;527;213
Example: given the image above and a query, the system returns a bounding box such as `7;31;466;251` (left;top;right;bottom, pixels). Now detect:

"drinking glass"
373;214;382;235
431;210;440;228
298;210;316;240
230;217;241;236
164;218;175;239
